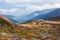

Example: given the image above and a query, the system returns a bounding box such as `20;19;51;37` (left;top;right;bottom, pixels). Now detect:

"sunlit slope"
0;14;15;33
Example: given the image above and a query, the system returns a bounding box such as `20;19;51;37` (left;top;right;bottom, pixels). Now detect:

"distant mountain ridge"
3;8;60;23
32;8;60;20
17;8;55;22
4;15;19;23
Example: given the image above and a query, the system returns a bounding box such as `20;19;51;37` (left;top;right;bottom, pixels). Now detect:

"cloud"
54;3;60;8
0;8;18;15
34;13;39;16
50;0;60;3
4;0;44;5
26;3;60;11
4;0;60;5
0;0;60;16
36;0;42;2
13;4;51;11
9;8;17;12
5;0;16;3
27;5;42;10
5;0;33;4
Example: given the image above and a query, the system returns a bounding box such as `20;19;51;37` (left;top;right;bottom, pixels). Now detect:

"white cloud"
13;5;25;7
50;0;60;3
4;0;60;5
34;13;39;16
5;0;33;3
36;0;43;2
28;5;42;10
20;0;32;2
0;0;60;16
0;8;18;15
9;8;17;12
26;3;60;11
54;3;60;8
11;3;60;15
5;0;12;3
4;0;44;5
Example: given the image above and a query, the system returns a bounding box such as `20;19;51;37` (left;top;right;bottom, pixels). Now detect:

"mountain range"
3;8;60;23
0;11;60;38
32;8;60;20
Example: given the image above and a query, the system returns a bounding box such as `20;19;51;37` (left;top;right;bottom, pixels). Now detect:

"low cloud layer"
0;0;60;16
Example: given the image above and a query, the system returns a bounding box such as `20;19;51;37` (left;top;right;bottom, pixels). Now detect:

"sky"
0;0;60;16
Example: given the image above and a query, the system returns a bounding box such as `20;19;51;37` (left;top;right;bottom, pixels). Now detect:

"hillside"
0;14;15;33
19;19;60;39
0;14;60;40
0;14;41;38
32;8;60;20
0;14;22;39
45;16;60;21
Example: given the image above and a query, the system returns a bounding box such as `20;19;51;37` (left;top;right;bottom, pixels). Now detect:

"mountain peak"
31;8;60;20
